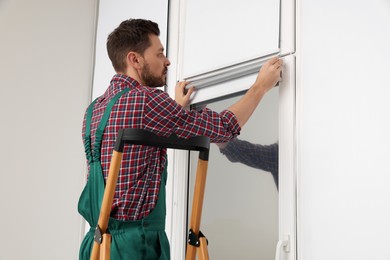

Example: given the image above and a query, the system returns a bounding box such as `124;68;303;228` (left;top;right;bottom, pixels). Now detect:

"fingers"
277;60;283;80
266;57;282;68
270;58;283;81
255;56;285;90
276;58;283;69
176;80;190;90
175;80;196;107
186;86;195;97
267;57;283;68
269;56;280;64
176;81;195;96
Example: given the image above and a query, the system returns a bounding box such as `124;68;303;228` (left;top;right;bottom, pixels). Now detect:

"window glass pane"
188;87;279;259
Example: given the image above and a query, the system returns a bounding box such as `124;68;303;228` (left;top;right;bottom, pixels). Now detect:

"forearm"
220;138;278;173
172;108;241;143
227;84;267;127
227;57;282;127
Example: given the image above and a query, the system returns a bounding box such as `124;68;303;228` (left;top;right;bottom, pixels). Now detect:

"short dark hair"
107;19;160;72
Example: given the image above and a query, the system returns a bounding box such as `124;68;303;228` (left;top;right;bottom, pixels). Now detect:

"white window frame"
166;0;296;260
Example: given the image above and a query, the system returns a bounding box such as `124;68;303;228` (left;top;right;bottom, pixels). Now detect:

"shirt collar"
111;74;140;88
103;74;140;97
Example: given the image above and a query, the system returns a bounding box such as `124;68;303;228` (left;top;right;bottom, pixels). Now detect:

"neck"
120;68;143;85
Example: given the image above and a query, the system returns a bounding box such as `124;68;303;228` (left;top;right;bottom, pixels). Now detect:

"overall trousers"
78;89;170;259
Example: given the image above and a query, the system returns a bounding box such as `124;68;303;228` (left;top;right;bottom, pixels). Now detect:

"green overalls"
78;89;170;260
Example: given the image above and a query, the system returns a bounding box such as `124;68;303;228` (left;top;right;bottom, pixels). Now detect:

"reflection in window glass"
188;88;279;259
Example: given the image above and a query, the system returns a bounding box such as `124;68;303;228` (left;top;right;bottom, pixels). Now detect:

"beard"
140;62;167;88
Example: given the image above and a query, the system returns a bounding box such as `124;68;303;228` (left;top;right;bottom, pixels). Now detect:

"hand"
254;57;283;93
175;81;195;107
215;142;228;149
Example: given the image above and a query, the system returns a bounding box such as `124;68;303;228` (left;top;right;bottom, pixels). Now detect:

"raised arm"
227;57;282;127
175;57;283;127
219;138;279;188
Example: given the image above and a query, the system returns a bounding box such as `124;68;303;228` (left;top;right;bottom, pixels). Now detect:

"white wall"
297;0;390;259
91;0;168;99
0;1;97;259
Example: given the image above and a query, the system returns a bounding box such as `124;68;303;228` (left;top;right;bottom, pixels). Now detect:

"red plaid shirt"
82;74;241;221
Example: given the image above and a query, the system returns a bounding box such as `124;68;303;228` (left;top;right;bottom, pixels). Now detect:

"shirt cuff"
220;109;241;136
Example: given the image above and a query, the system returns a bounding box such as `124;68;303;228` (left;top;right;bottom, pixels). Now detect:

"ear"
127;52;143;69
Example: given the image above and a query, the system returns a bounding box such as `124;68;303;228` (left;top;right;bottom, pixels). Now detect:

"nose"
166;58;171;66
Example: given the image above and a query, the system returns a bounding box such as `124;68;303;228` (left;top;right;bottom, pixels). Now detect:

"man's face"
140;34;170;87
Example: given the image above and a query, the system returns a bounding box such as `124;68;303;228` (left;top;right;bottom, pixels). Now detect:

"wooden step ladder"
90;128;211;260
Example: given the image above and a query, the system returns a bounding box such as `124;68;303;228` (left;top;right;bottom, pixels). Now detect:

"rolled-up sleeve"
220;138;279;188
144;91;241;143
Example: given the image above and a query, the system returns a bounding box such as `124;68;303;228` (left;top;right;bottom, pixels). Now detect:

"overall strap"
84;98;99;163
83;88;130;163
92;88;130;162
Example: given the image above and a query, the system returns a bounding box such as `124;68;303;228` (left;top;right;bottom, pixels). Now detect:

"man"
217;139;279;189
78;18;282;259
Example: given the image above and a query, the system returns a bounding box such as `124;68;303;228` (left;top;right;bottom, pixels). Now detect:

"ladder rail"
91;128;210;260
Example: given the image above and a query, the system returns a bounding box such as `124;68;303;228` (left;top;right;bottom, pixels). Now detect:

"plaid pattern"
219;138;279;188
82;74;241;221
